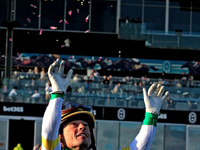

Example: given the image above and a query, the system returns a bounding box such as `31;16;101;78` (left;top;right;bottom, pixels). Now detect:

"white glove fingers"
66;69;73;79
148;83;157;96
59;60;65;75
143;87;148;99
157;85;165;97
50;58;60;73
161;91;169;101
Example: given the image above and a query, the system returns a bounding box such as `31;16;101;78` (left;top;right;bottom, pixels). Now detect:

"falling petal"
88;1;90;3
84;30;89;33
27;18;31;22
9;38;12;41
85;15;89;22
38;14;41;17
64;20;69;24
69;56;72;58
30;4;37;8
98;57;102;61
59;20;63;23
39;29;43;35
50;26;57;30
68;10;72;15
77;9;79;13
61;45;65;48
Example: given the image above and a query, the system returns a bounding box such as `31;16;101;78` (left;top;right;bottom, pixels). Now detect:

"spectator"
180;71;187;87
92;69;100;81
34;66;39;74
138;82;143;93
31;78;39;90
31;90;40;99
173;77;178;85
175;80;182;87
132;82;139;93
89;73;95;81
101;76;110;88
161;71;166;80
112;82;121;93
45;80;52;102
119;17;124;24
13;77;22;88
33;66;40;79
85;80;91;92
12;71;19;79
166;97;176;109
131;17;136;23
136;17;142;23
188;100;197;110
125;16;130;24
72;73;81;82
188;72;194;87
141;75;149;86
27;89;41;103
8;86;17;102
40;67;46;80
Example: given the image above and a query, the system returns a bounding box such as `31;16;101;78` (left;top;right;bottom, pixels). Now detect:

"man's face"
60;120;91;149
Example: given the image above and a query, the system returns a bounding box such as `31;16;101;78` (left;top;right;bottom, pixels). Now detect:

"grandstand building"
0;0;200;149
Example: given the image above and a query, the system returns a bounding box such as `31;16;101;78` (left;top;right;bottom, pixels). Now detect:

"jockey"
41;59;169;150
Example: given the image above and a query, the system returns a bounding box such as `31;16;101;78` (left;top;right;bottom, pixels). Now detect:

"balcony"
1;71;200;111
119;22;200;50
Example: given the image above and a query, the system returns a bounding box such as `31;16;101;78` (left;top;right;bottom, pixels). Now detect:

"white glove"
143;83;169;115
48;58;73;94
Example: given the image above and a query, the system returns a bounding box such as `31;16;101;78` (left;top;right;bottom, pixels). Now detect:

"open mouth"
77;133;87;137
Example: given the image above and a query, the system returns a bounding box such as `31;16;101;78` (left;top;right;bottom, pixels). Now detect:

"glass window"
144;6;165;31
121;0;142;5
41;0;64;30
35;121;42;146
120;5;142;23
96;121;119;150
0;0;7;27
164;125;186;150
169;0;180;7
192;10;200;33
0;120;8;150
91;1;117;33
0;29;6;55
119;122;142;149
169;8;190;33
151;124;164;150
65;0;90;31
188;128;200;150
144;0;165;6
16;0;39;28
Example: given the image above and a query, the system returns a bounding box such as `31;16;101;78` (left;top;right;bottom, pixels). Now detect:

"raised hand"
143;83;169;115
48;58;73;94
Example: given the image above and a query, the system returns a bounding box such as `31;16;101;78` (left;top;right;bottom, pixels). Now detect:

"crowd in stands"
1;66;200;110
119;16;142;25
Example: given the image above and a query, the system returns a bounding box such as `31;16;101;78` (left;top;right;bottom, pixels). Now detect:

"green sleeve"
50;93;64;100
142;112;158;127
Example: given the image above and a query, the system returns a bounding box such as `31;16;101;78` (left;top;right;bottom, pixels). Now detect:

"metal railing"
1;72;200;111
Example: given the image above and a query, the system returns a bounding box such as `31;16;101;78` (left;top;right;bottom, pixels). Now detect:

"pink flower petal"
39;29;43;35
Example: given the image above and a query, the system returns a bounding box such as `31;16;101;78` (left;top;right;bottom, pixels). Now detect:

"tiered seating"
1;72;200;111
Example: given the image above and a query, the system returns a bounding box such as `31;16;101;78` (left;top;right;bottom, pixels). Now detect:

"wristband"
142;112;158;127
50;93;64;100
